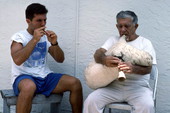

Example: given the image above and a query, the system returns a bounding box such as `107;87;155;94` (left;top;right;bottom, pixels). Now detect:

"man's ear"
135;24;138;29
26;19;31;24
116;24;119;29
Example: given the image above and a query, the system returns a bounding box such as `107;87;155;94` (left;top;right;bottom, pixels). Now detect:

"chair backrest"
105;65;158;113
149;64;158;105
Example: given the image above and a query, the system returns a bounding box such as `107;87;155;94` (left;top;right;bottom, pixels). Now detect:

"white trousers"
83;82;154;113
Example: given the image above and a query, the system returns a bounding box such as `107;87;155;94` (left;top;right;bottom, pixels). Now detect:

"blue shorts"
13;73;63;96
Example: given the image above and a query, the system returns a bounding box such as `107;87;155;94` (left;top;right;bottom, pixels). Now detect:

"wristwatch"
51;41;58;46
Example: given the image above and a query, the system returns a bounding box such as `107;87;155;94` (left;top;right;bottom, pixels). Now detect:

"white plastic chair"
104;65;158;113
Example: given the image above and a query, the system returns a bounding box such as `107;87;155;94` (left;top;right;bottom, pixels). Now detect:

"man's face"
27;14;47;31
116;18;138;40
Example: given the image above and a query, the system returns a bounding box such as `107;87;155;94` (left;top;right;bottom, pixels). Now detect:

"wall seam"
75;0;80;77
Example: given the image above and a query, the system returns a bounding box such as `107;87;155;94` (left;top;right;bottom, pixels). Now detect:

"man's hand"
118;62;133;74
33;26;46;42
45;30;57;44
94;48;121;66
118;62;152;75
103;56;121;67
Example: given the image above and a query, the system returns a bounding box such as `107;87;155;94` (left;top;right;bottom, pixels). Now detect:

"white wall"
0;0;170;113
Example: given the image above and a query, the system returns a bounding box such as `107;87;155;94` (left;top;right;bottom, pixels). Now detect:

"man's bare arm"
11;39;37;66
94;48;107;64
48;44;65;63
132;65;152;75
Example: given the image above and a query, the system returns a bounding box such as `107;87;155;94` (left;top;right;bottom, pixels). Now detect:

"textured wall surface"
0;0;170;113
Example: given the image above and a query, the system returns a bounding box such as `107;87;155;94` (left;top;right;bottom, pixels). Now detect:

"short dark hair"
25;3;48;20
116;10;138;25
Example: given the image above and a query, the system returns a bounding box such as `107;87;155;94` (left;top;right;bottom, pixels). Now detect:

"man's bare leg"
16;79;36;113
52;75;83;113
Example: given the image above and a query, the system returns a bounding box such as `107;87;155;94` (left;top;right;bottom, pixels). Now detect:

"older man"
83;10;156;113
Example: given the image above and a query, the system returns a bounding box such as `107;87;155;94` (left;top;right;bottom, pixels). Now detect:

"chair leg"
103;108;105;113
50;103;60;113
109;108;112;113
154;99;156;113
3;99;10;113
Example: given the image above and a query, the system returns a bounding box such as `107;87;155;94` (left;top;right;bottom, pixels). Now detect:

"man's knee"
19;79;36;94
70;77;82;91
84;92;99;106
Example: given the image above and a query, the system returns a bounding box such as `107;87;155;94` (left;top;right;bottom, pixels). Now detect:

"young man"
11;3;82;113
83;10;156;113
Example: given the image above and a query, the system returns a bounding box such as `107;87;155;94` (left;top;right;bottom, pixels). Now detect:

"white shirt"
11;30;53;83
